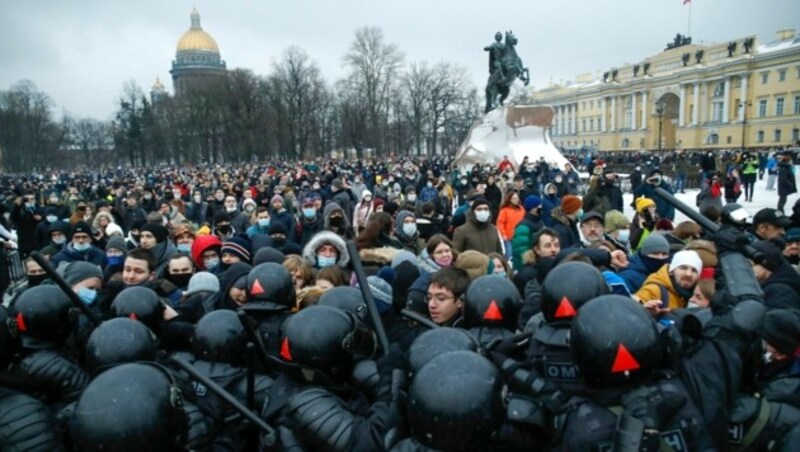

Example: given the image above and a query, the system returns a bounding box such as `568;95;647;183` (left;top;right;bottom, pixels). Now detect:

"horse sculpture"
484;31;530;114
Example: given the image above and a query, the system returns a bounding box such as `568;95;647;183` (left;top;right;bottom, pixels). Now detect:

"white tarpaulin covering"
453;105;570;170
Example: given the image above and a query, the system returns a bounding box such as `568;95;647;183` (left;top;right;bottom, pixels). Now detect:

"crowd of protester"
0;151;798;450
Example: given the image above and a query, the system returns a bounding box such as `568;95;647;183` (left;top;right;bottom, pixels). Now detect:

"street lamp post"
739;101;751;152
655;100;665;151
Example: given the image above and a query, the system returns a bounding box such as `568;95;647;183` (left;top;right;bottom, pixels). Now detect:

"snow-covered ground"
622;167;800;226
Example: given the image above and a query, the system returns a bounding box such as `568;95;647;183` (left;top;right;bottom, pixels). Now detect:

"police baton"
237;310;272;370
652;187;764;263
400;309;440;330
346;241;390;355
29;251;102;327
168;354;277;444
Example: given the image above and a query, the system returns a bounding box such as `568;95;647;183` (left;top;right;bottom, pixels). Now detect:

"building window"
689;104;694;123
761;72;769;84
794;95;800;114
590;100;594;109
774;129;782;142
727;136;732;144
713;83;724;97
779;70;786;82
582;119;586;132
759;99;768;117
590;118;594;131
712;102;723;122
621;138;630;148
776;97;784;116
707;133;719;145
598;118;602;130
757;130;765;143
793;128;799;142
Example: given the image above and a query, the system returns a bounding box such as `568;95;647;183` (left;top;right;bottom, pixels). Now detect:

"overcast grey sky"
1;0;797;120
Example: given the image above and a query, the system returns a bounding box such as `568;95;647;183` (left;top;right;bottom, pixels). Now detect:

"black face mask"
217;225;232;235
271;237;287;247
169;272;193;289
329;216;344;227
27;274;48;288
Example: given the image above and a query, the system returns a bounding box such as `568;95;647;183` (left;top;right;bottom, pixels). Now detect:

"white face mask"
617;229;630;243
402;223;417;237
475;210;491;223
407;194;417;202
687;301;700;309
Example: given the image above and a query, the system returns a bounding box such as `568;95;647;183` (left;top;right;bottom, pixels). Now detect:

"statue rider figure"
485;32;505;81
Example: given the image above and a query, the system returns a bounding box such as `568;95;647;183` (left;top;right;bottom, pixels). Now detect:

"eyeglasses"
425;294;455;303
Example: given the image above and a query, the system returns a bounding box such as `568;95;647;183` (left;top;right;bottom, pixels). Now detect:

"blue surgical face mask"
258;218;270;228
475;210;491;223
73;242;91;253
77;287;97;305
46;215;58;223
177;243;192;254
575;208;584;218
303;208;317;219
204;258;220;271
617;229;631;243
107;255;125;267
317;255;337;268
402;223;417;237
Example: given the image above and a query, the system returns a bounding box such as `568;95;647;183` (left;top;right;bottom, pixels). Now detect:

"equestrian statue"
484;30;530;113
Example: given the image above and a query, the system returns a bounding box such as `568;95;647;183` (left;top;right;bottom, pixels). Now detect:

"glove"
485;331;532;357
714;225;749;255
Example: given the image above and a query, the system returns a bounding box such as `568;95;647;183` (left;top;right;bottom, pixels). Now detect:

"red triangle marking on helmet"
280;337;293;361
251;279;265;296
483;300;503;321
129;312;138;321
15;312;26;332
554;296;577;318
611;344;640;373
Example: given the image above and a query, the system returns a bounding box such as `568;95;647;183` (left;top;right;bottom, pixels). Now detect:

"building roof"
176;8;220;53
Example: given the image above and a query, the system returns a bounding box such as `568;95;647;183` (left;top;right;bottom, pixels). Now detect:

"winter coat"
581;186;612;217
497;205;525;241
416;248;442;274
452;211;503;255
777;161;797;197
51;243;106;269
549;207;580;250
634;265;691;310
511;212;543;269
634;181;675;220
618;252;668;293
540;186;560;226
761;262;800;310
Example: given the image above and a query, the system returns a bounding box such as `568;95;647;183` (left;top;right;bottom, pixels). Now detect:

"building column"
679;84;686;127
573;103;578;134
722;77;731;123
640;91;648;129
554;106;559;135
631;93;637;130
602;98;608;132
738;75;748;121
692;82;699;126
569;104;574;135
610;96;616;131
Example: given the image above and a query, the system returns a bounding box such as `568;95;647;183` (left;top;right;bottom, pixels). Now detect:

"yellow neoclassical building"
528;30;800;152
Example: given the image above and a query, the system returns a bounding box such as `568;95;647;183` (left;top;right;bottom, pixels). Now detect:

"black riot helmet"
0;391;63;450
12;285;73;349
541;261;610;325
462;275;521;330
72;363;188;451
571;295;662;387
246;262;295;307
408;327;481;374
192;310;247;366
280;305;376;381
408;351;503;450
318;287;367;320
110;286;165;334
85;318;159;374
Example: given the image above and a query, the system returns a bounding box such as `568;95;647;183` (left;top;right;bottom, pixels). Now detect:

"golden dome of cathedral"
176;8;219;53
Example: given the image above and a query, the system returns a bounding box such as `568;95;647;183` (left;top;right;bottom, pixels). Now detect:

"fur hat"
684;240;718;268
302;230;350;268
454;250;490;281
604;210;630;233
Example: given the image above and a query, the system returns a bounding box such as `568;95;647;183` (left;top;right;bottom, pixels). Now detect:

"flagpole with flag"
684;0;692;38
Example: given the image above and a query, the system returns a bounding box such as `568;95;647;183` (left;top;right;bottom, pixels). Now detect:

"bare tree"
342;26;404;155
400;61;433;155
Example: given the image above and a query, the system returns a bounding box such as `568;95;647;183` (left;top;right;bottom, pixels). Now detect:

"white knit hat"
668;250;702;273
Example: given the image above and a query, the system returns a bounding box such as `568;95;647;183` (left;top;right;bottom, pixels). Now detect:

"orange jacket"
497;205;525;240
635;265;690;310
